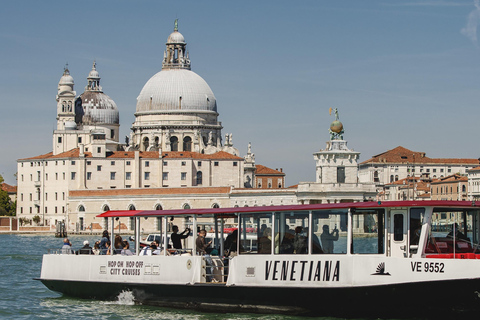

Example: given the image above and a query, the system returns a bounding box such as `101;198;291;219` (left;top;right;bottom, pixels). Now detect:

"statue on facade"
208;131;213;146
328;108;345;140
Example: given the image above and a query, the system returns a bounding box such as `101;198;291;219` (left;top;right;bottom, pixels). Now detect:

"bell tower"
56;65;76;130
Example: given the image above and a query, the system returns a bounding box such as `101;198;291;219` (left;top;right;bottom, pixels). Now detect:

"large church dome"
136;69;217;113
75;62;119;125
135;20;217;115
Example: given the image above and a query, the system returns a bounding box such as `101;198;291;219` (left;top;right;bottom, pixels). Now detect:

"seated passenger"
152;240;162;255
447;223;469;242
92;241;101;255
279;228;295;254
61;238;73;254
77;240;93;255
293;226;307;254
171;225;190;250
121;240;133;256
258;227;272;254
114;235;123;255
196;229;213;255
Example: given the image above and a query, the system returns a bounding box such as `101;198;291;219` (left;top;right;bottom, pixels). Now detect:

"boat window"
352;209;385;254
393;214;404;241
239;212;272;254
425;208;480;256
312;210;348;254
274;211;309;254
409;208;425;255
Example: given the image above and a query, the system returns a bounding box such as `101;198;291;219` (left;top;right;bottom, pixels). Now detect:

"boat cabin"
100;201;480;268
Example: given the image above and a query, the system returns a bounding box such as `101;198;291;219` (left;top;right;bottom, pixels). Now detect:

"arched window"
183;203;191;210
143;137;149;151
212;203;220;208
183;136;192;151
170;136;178;151
102;205;110;212
395;175;398;181
196;171;203;185
374;171;379;183
155;204;163;211
78;205;85;212
462;185;466;192
154;136;160;148
390;175;394;183
128;204;136;211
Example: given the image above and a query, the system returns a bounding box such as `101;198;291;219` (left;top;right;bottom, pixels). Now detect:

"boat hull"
40;277;480;317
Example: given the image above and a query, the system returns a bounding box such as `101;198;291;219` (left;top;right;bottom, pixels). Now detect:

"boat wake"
101;290;136;306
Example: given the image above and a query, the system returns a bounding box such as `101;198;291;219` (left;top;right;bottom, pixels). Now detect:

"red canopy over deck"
97;200;479;218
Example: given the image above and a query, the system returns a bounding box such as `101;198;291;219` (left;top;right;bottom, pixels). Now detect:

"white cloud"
461;0;480;46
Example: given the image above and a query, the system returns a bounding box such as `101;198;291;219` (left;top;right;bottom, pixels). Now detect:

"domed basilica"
16;22;376;232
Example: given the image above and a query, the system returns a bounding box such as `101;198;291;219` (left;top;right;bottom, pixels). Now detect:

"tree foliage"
0;174;16;216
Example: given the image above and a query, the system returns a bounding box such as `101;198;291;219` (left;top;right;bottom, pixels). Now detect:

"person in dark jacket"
77;240;93;255
171;225;190;249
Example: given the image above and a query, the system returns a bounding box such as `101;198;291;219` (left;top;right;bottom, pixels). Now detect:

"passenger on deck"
171;225;190;250
77;240;93;255
310;225;324;254
99;230;110;255
321;225;339;254
140;244;152;256
121;240;133;256
258;227;272;254
293;226;307;254
447;223;469;242
196;229;213;255
279;227;295;254
93;241;101;255
105;241;112;255
114;235;123;254
61;238;73;254
224;229;239;256
152;240;161;255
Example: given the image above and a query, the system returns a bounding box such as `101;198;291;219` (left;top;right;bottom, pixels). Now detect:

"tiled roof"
19;149;243;161
360;146;479;165
70;186;232;197
255;165;285;176
1;183;17;193
431;174;468;184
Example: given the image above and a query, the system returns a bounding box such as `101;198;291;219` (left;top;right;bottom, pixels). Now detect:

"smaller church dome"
59;67;74;86
76;62;119;125
167;31;185;44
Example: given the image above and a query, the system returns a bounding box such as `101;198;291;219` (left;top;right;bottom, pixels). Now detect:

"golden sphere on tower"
330;120;343;134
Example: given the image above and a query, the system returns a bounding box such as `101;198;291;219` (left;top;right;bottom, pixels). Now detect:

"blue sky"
1;1;480;186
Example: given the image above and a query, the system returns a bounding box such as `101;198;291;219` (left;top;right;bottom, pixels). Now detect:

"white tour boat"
39;201;480;317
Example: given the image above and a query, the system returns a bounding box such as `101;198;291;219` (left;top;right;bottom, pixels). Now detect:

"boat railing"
203;255;228;283
47;248;138;255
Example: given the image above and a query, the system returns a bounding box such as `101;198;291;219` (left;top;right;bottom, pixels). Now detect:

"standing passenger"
196;229;212;255
171;225;190;250
99;230;110;255
321;225;339;254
